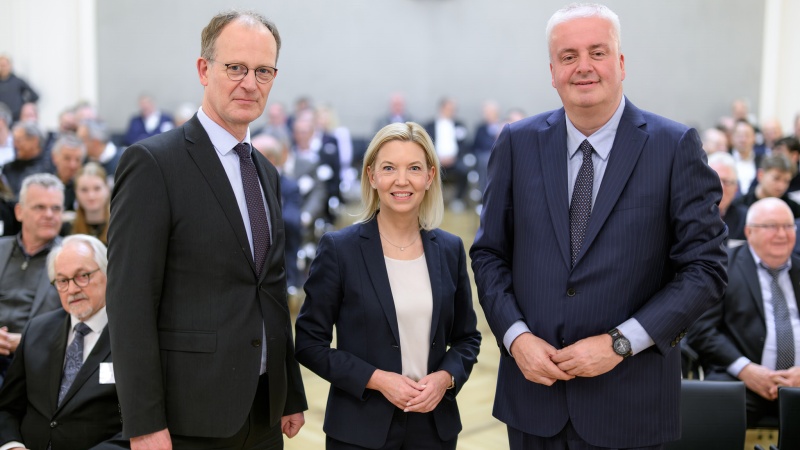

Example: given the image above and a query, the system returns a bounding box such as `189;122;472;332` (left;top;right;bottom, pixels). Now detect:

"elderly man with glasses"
0;234;129;449
690;197;800;427
0;173;64;385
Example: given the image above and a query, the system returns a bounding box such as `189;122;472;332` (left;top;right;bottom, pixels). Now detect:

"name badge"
99;362;115;384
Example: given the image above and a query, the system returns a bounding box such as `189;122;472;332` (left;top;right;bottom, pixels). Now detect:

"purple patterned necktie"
233;143;271;275
570;140;594;268
58;322;92;406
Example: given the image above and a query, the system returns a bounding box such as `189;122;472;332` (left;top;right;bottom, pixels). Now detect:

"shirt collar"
566;96;626;162
197;107;251;156
70;305;108;334
749;246;792;271
15;232;57;257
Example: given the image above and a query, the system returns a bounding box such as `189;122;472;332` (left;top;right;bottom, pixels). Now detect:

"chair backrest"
778;387;800;449
665;380;747;450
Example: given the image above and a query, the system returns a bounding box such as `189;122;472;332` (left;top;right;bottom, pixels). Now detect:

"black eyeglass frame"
208;58;278;84
51;268;102;292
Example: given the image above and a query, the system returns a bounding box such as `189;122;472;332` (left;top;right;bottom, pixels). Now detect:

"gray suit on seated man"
690;197;800;426
0;234;128;449
0;173;63;384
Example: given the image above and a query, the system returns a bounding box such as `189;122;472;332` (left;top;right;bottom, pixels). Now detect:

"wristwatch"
608;328;632;358
447;375;455;390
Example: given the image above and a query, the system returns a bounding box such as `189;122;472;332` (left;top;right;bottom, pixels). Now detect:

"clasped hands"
367;369;451;413
738;363;800;401
510;332;623;386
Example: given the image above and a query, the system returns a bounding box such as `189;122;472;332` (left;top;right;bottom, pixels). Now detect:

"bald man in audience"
689;197;800;426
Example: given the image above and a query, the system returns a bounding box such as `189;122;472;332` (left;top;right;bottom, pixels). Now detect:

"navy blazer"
0;309;128;449
470;99;728;447
295;218;481;449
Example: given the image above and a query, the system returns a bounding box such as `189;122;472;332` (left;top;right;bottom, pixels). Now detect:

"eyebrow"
378;160;425;166
557;43;610;57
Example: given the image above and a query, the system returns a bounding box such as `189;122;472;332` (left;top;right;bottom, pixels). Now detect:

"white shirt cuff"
503;320;531;355
0;441;25;450
617;319;654;355
728;357;752;378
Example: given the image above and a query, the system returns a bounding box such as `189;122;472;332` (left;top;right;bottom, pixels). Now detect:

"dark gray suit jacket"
0;236;62;331
107;115;307;439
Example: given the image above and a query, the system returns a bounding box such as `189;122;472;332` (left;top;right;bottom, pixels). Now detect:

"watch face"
613;337;631;355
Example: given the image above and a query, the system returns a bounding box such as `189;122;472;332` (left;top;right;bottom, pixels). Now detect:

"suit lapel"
48;313;70;414
253;153;281;282
540;109;571;269
422;230;442;345
360;220;401;345
576;100;648;267
738;246;766;320
789;257;800;312
183;118;256;274
57;326;112;411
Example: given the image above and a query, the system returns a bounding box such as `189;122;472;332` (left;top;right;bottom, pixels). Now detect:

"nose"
66;279;83;295
396;169;409;185
576;54;593;73
239;70;258;91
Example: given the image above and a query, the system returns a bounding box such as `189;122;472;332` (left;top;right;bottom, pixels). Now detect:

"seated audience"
472;100;502;193
0;106;13;167
708;152;747;242
0;174;63;384
424;97;469;211
50;134;86;212
0;234;129;449
65;163;110;245
123;94;174;146
689;198;800;427
374;92;413;132
761;118;784;152
772;137;800;198
730;153;800;218
0;176;18;238
731;119;766;195
45;107;79;153
77;120;121;185
288;112;339;227
4;122;53;198
701;127;729;155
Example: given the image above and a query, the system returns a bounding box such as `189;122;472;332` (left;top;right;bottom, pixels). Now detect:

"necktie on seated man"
233;142;271;275
570;139;594;268
58;322;92;406
762;264;796;370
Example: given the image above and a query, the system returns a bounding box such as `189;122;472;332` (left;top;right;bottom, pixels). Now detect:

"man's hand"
404;370;450;413
366;369;425;410
770;366;800;397
509;333;574;386
738;363;778;401
0;327;21;356
130;428;171;450
281;412;304;438
552;334;622;378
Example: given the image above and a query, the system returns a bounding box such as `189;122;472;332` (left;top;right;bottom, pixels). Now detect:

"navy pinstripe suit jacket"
470;98;728;448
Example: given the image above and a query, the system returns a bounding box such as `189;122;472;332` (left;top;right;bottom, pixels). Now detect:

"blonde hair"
72;162;110;244
357;122;443;230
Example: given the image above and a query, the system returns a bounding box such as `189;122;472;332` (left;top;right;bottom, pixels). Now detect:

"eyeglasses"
208;59;277;84
52;268;101;292
720;179;738;187
747;223;797;233
29;204;64;214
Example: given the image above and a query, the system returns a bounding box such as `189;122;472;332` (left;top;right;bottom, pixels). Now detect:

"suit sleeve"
631;128;728;354
0;323;30;445
106;144;172;438
294;233;379;400
437;237;481;395
686;296;743;369
469;124;525;350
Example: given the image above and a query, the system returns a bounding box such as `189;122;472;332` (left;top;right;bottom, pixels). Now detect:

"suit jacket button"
566;288;576;297
50;420;57;428
252;339;261;347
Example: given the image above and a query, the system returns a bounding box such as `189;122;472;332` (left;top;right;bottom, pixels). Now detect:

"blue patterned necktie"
570;140;594;267
58;322;92;406
761;264;796;370
233;143;271;275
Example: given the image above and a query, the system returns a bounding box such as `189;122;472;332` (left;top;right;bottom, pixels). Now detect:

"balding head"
745;198;796;268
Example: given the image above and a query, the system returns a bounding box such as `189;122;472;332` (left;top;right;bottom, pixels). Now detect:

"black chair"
666;380;746;450
775;387;800;450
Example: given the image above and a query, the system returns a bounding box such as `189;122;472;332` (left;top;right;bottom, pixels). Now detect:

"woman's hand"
403;370;451;413
366;369;425;410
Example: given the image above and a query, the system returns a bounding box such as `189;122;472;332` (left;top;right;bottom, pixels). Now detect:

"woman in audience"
295;122;481;450
69;162;110;244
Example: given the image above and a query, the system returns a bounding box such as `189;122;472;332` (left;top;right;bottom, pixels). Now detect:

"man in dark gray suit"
107;10;307;450
0;173;63;384
470;3;727;449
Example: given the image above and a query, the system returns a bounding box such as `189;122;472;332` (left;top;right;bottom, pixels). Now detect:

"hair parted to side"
47;234;108;282
546;3;621;57
201;10;282;63
357;122;443;230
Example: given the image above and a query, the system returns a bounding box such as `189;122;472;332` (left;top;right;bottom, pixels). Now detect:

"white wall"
760;0;800;134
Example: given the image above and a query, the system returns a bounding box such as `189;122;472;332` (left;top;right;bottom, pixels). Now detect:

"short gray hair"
11;121;43;143
546;3;622;57
81;119;110;143
52;134;87;158
707;152;737;177
47;234;108;282
19;173;64;205
200;10;281;63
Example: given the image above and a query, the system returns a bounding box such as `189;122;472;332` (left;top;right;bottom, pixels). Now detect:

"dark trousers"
508;422;665;450
171;374;282;449
326;408;456;450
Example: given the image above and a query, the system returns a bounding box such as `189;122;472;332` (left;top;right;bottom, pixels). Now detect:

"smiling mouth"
392;193;411;198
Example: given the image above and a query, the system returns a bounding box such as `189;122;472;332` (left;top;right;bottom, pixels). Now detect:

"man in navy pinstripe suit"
470;4;728;449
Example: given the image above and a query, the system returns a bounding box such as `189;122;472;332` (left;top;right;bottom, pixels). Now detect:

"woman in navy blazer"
295;122;481;449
